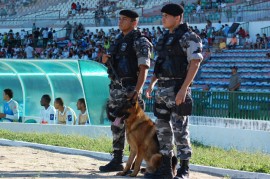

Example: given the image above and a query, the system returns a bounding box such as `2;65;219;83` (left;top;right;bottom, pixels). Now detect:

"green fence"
143;90;270;121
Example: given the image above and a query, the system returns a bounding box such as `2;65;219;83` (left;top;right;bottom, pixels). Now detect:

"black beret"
119;10;139;18
161;3;184;16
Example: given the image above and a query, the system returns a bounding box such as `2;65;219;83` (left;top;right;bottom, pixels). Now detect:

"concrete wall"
0;116;269;153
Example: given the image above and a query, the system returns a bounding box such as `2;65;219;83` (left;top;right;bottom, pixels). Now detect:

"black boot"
173;160;190;179
99;150;124;172
144;154;173;179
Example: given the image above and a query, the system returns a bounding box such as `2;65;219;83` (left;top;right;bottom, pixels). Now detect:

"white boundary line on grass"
0;139;269;179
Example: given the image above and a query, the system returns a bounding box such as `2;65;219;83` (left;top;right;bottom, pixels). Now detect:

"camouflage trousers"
154;86;192;160
107;86;144;151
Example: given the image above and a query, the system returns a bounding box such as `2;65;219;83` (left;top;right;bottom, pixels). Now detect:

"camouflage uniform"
106;30;152;152
154;29;203;160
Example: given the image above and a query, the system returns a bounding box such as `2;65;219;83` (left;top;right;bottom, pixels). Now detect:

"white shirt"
42;30;49;38
55;106;76;125
40;105;56;124
81;55;89;60
196;5;201;13
25;45;34;58
53;32;57;41
72;54;79;59
20;31;26;39
215;23;222;31
246;37;252;43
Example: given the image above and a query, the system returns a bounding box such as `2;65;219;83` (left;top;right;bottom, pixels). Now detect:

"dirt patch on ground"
0;146;223;179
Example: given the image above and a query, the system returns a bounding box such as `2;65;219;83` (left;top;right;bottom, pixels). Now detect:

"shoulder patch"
50;114;55;121
68;115;72;121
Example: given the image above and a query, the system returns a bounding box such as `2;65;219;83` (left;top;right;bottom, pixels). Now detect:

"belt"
158;79;183;88
110;78;137;89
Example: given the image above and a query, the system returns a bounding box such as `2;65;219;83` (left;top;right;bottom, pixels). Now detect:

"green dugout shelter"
0;60;110;125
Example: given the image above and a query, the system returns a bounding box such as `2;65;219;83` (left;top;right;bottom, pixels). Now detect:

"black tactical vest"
154;23;189;79
108;30;142;81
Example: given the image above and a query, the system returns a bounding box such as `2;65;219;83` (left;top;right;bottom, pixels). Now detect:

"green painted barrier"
143;90;270;121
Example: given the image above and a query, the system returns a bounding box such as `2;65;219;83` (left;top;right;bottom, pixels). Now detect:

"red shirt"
71;3;77;10
238;29;246;38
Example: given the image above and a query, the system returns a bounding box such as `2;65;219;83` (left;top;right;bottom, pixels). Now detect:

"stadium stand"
192;49;270;93
1;0;270;27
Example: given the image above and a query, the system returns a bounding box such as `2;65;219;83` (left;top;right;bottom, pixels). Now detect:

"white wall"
0;116;269;153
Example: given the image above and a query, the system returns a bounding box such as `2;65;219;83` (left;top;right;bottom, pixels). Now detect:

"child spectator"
228;35;237;49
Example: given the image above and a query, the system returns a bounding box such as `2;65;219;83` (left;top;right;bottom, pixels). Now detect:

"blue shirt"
2;99;19;122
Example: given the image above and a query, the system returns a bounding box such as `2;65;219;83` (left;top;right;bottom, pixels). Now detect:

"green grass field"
0;130;269;174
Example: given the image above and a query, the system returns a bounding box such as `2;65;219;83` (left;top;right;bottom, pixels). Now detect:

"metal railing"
143;90;270;120
261;26;270;36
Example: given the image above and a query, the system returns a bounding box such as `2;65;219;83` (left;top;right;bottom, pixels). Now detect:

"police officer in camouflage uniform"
145;4;203;179
99;9;153;172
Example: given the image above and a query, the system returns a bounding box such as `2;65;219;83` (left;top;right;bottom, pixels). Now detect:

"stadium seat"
24;119;38;123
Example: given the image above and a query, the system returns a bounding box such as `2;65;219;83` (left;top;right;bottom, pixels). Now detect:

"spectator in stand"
33;27;40;48
73;22;78;39
228;66;241;91
0;33;3;46
236;27;246;38
262;33;269;49
243;34;252;49
48;28;53;43
103;38;110;52
80;50;89;60
215;20;222;36
205;20;214;46
32;23;36;33
218;38;227;52
202;48;211;64
81;3;88;12
20;29;26;45
25;43;34;59
254;33;263;49
76;2;81;12
63;21;72;40
266;52;270;58
228;34;237;49
71;2;76;11
194;26;200;35
42;27;49;48
222;24;230;37
196;4;202;14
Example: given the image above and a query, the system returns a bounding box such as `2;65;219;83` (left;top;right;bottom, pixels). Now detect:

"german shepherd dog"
113;93;177;177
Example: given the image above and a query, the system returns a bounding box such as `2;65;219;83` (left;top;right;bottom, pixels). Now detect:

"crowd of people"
0;19;269;62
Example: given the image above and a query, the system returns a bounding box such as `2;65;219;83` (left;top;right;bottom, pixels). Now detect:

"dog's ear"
127;90;138;105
